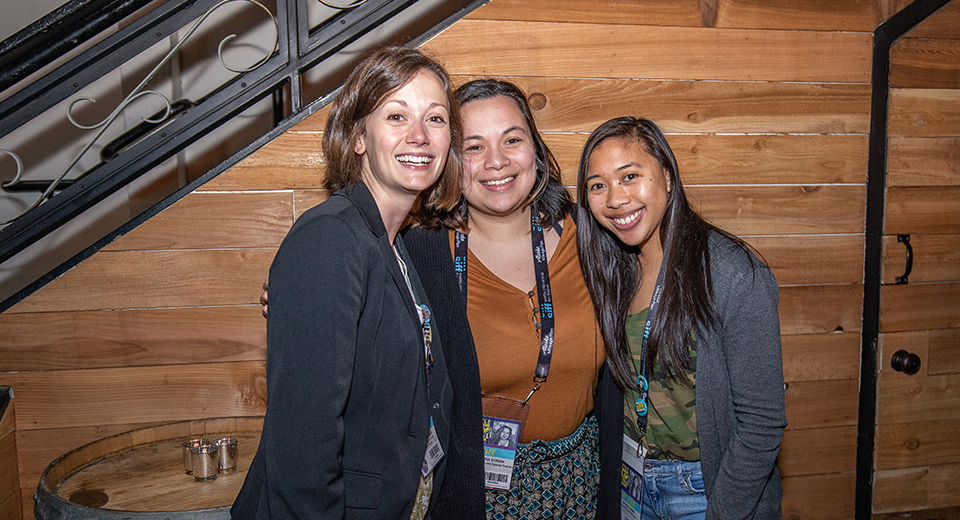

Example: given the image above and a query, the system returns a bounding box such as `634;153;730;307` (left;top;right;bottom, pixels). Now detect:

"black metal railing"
0;0;485;311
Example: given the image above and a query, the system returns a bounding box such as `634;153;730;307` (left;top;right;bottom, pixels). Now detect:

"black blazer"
233;181;454;520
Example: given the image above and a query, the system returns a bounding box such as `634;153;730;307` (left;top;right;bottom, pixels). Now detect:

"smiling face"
460;95;538;220
354;69;451;208
584;138;671;256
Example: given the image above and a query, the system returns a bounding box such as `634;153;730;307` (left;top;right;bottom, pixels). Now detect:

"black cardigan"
402;224;622;520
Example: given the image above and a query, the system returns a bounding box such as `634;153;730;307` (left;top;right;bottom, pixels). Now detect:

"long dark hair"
439;79;572;230
322;46;462;225
576;117;742;389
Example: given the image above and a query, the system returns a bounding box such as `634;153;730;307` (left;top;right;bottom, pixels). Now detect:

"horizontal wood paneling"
466;0;910;31
888;88;960;137
878;371;960;425
0;306;265;372
294;190;331;221
15;420;168;492
103;192;293;251
0;420;17;511
0;361;266;431
779;284;863;335
929;329;960;376
880;330;930;377
781;472;855;520
890;37;960;89
874;506;960;520
874;464;960;513
887;137;960;187
199;132;326;191
0;491;21;520
881;282;960;332
877;418;960;471
745;235;864;285
779;426;857;477
6;249;274;314
781;333;861;383
884;187;960;235
784;379;859;430
882;234;960;284
549;134;868;187
425;21;872;83
497;77;870;134
901;0;960;39
689;185;866;235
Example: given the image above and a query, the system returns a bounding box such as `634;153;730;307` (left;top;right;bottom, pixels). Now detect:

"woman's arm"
706;257;787;518
261;213;366;519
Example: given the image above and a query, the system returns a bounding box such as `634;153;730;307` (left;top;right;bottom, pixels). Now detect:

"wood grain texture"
878;371;960;425
0;424;17;511
884;187;960;235
874;464;960;513
15;421;171;493
778;426;856;477
781;332;861;383
688;185;866;235
0;491;22;520
873;506;960;520
489;77;870;134
0;362;266;431
901;0;960;39
102;192;293;251
548;134;868;187
0;306;266;372
744;235;864;285
784;379;859;430
19;493;31;520
887;137;960;187
779;284;863;335
294;190;332;221
877;418;960;471
891;37;960;89
5;248;275;314
781;472;855;520
882;234;960;284
0;387;13;439
425;20;872;83
198;132;326;191
881;282;960;332
889;88;960;137
929;328;960;376
467;0;911;31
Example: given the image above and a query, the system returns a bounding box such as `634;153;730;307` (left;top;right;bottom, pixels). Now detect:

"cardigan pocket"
343;468;382;509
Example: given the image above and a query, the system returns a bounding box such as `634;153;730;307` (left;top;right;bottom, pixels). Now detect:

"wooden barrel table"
35;417;263;519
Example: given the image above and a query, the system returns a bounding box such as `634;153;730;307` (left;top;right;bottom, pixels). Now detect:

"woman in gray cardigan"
574;117;786;519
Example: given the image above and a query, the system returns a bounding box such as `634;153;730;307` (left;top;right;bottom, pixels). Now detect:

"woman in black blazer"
232;46;462;520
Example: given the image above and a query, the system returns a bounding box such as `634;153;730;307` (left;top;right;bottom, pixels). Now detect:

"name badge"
620;434;647;520
421;418;445;477
482;416;522;490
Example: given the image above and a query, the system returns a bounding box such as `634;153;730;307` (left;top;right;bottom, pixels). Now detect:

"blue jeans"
639;459;707;520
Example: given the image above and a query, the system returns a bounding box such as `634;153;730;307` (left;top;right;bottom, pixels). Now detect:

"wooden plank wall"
0;0;919;518
873;2;960;515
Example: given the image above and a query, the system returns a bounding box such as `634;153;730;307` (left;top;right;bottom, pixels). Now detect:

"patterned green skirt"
484;414;599;520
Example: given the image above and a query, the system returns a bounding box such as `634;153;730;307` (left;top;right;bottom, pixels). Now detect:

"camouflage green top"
622;309;700;461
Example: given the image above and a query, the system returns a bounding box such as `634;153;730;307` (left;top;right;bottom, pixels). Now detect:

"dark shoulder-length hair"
437;79;572;230
322;46;462;226
575;117;745;389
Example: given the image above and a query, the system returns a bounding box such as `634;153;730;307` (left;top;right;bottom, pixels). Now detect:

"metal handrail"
0;0;486;310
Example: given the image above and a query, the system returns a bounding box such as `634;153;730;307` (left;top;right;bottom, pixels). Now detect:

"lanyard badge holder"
456;214;556;490
621;261;666;519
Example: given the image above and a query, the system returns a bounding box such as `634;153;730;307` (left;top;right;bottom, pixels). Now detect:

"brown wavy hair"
322;46;462;227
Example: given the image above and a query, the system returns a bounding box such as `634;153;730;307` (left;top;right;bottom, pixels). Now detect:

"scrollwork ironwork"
1;0;280;226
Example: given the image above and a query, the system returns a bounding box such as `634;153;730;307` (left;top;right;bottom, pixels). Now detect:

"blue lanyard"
634;258;667;442
454;213;556;388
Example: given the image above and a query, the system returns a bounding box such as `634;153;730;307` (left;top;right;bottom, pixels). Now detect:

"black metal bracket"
895;234;912;284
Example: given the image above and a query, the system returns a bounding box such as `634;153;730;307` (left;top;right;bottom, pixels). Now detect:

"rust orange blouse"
451;215;605;442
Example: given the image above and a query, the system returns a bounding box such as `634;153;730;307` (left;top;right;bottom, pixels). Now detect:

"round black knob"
891;349;921;375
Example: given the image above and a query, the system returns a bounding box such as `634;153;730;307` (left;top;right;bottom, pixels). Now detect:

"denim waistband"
642;458;702;475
